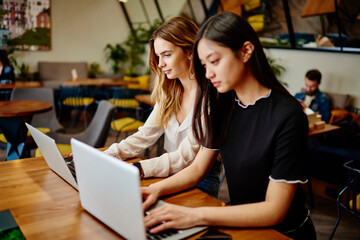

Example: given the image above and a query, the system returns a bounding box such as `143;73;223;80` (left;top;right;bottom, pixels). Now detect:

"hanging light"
119;0;128;2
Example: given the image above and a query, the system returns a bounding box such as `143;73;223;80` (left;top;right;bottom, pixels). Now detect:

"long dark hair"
0;49;11;66
192;12;295;148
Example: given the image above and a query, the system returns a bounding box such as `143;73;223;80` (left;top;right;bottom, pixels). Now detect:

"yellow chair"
108;98;140;109
35;144;72;157
247;14;265;32
243;0;261;12
123;75;150;91
108;87;145;142
58;85;95;128
329;160;360;239
0;128;51;144
111;117;144;142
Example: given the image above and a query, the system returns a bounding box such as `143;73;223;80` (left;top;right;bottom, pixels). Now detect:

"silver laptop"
70;138;207;240
25;123;78;190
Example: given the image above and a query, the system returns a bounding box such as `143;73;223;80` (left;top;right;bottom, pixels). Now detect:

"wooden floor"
1;115;359;240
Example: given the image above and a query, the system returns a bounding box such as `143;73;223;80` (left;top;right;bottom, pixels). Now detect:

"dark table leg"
0;116;32;160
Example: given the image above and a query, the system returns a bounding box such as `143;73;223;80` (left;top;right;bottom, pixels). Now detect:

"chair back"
325;92;351;110
11;88;64;133
59;85;94;108
81;100;115;148
343;160;360;214
123;75;150;91
108;87;141;115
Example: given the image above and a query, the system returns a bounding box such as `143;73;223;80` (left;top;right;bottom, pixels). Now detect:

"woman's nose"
158;59;165;68
205;69;214;79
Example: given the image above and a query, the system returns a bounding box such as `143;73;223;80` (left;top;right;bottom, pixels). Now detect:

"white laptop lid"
71;138;146;240
25;123;78;190
71;139;208;240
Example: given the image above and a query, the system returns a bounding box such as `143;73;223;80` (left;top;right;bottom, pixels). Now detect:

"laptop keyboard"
64;156;77;182
146;228;178;240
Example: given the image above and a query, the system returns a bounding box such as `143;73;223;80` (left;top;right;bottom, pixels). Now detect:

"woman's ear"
187;51;192;61
240;41;254;63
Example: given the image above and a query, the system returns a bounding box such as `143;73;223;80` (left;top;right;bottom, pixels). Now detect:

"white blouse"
104;103;200;177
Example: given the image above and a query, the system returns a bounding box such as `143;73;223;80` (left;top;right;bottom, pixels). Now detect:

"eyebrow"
205;52;215;59
157;50;172;56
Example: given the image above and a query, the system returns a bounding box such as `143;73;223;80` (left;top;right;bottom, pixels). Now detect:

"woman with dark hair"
105;16;220;198
0;49;15;84
143;12;316;240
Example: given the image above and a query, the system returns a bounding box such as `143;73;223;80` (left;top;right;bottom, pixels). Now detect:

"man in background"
295;69;331;122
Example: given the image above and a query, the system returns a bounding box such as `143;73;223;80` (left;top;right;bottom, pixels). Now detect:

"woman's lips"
212;81;220;87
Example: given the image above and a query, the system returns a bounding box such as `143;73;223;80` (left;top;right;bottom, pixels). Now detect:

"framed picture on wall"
0;0;51;51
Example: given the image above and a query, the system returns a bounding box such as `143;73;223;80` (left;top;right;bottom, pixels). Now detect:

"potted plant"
267;55;287;87
104;43;128;74
16;62;32;81
104;19;162;77
88;62;102;78
104;20;162;91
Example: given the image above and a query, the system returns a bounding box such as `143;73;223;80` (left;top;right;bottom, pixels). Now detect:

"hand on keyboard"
145;203;199;234
64;155;73;164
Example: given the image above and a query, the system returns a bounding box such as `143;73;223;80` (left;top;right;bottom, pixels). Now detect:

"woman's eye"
164;54;171;57
211;60;219;65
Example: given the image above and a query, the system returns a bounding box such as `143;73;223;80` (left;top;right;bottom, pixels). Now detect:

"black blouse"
220;90;309;232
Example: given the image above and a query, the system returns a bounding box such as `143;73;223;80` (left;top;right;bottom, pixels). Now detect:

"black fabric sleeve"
270;109;309;183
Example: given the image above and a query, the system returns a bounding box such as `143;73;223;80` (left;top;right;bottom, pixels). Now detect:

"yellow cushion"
124;75;150;91
35;144;72;157
247;14;264;32
329;109;349;124
111;117;144;132
63;97;94;106
0;127;51;144
349;194;360;211
108;98;139;108
243;0;261;12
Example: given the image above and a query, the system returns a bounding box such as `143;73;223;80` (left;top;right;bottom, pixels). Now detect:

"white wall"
267;48;360;108
12;0;187;74
10;0;360;108
12;0;127;73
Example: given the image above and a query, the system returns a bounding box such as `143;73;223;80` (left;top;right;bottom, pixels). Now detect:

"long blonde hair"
148;16;198;128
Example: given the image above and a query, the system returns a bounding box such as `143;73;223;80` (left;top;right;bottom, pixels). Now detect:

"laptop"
25;123;78;190
70;138;208;240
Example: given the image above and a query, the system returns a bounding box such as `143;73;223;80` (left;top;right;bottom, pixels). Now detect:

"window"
251;0;360;53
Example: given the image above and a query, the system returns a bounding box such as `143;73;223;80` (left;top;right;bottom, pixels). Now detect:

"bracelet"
132;162;144;178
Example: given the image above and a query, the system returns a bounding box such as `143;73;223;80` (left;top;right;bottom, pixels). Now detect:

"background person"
104;17;220;198
0;49;15;84
295;69;331;122
142;12;316;240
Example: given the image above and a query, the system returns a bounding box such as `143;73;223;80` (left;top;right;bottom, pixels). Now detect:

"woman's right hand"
142;184;160;211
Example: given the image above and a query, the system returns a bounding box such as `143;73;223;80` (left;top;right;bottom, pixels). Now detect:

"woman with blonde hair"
105;16;220;198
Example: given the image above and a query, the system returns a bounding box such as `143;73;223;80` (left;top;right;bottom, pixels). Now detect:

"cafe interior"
0;0;359;239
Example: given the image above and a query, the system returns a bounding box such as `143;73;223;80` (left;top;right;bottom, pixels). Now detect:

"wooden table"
62;78;138;87
135;94;154;106
0;81;42;90
0;81;42;100
0;156;290;240
301;0;338;17
308;124;340;137
0;100;52;160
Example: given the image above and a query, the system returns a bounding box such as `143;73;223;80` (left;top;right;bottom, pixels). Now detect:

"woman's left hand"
145;203;202;234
